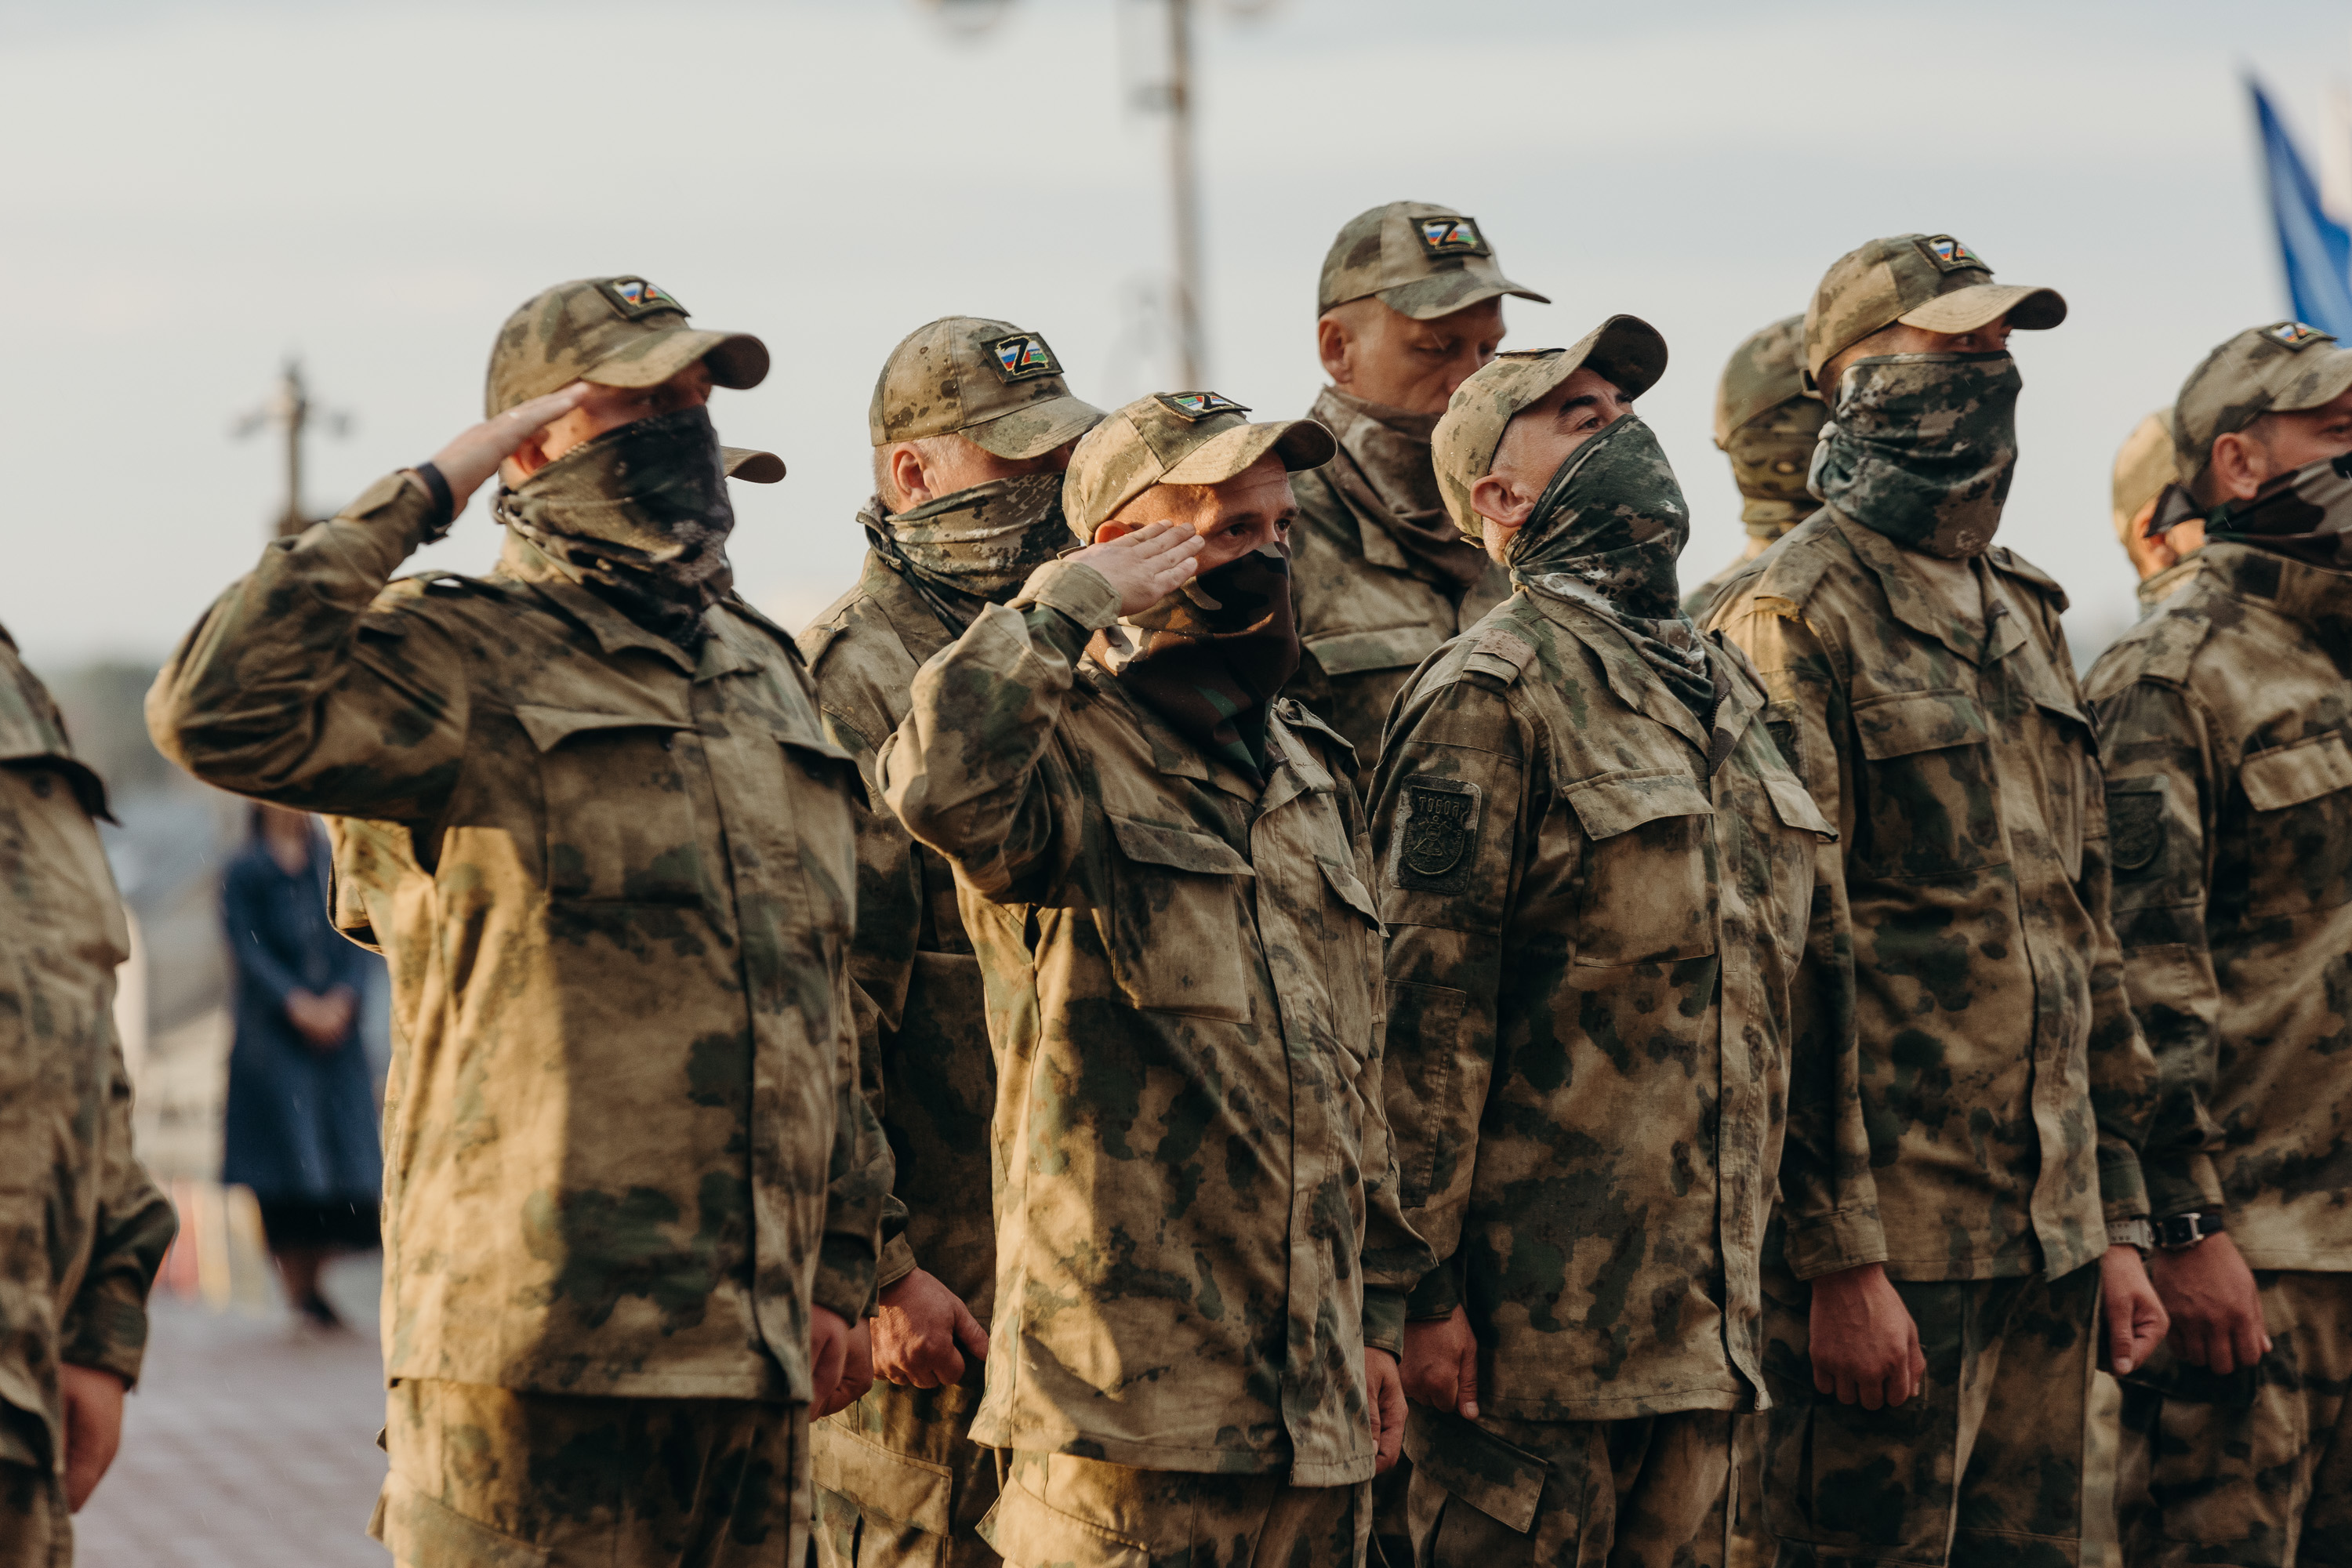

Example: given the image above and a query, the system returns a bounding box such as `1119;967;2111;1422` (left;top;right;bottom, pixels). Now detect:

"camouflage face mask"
495;404;735;649
2199;448;2352;571
858;473;1076;604
1809;350;2021;559
1724;398;1824;538
1093;544;1301;781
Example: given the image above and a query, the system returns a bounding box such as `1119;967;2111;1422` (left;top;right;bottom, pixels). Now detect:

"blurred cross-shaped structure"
232;359;353;538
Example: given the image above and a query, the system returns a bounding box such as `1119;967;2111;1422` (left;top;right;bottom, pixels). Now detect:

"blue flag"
2251;78;2352;336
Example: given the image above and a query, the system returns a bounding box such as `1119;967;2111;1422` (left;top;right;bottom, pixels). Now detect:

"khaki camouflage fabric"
1800;234;2064;390
2085;544;2352;1259
877;557;1432;1484
147;473;887;1404
1317;201;1548;321
1705;511;2158;1280
1685;317;1828;619
2169;321;2352;492
372;1377;809;1567
801;550;1006;1568
485;275;770;416
2116;1269;2352;1566
1375;591;1884;1418
1757;1261;2100;1568
1403;1408;1733;1568
983;1449;1368;1568
0;629;176;1562
867;317;1101;463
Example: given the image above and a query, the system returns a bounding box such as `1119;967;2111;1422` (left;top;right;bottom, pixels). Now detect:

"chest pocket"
1316;854;1385;1061
1101;814;1256;1021
2238;728;2352;920
779;734;863;946
517;705;701;904
1849;688;2002;882
1566;768;1718;967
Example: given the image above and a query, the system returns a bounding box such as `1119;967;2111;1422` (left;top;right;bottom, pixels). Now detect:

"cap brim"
963;394;1108;460
586;327;771;392
1376;271;1552;321
2271;343;2352;414
1899;282;2067;336
722;446;786;484
1160;419;1337;486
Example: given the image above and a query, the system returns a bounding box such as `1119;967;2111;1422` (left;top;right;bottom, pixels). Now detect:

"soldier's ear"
1468;472;1535;533
1317;315;1356;386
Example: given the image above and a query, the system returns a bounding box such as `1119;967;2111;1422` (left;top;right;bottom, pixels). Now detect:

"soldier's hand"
1807;1263;1925;1410
2149;1232;2265;1374
2100;1243;2172;1377
59;1363;126;1512
1401;1305;1479;1421
808;1305;872;1420
1366;1348;1406;1475
1067;522;1204;616
412;383;594;517
872;1269;989;1389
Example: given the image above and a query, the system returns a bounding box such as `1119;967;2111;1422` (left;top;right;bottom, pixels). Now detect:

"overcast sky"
5;0;2349;670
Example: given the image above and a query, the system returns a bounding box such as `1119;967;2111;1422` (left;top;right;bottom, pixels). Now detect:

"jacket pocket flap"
811;1426;956;1536
1403;1408;1547;1534
781;735;868;807
373;1472;550;1568
513;703;690;753
1108;815;1254;877
1317;856;1383;926
1764;773;1836;838
979;1480;1149;1568
1852;688;1987;760
2241;729;2352;811
1563;768;1714;841
1304;624;1446;677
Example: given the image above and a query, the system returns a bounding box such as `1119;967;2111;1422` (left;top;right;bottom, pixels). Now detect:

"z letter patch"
1389;777;1483;895
1922;234;1987;272
600;277;684;318
989;332;1062;382
1417;216;1490;258
2108;786;2165;875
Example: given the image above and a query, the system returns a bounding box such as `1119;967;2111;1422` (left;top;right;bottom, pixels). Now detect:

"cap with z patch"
869;316;1105;460
485;275;770;416
1803;233;2067;390
2171;320;2352;491
1062;392;1335;539
1318;200;1551;321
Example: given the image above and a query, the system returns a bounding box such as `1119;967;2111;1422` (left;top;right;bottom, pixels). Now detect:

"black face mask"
2167;448;2352;571
1093;546;1302;782
494;405;735;650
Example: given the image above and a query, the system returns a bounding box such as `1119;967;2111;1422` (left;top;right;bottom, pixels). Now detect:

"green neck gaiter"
857;473;1076;626
1809;350;2021;559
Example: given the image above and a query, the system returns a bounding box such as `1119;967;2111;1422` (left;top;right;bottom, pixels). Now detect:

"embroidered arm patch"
1388;776;1483;895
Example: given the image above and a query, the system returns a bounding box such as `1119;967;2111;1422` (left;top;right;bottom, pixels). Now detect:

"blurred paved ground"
74;1256;386;1568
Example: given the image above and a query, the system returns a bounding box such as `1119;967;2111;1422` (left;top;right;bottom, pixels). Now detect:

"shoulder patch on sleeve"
1463;626;1539;685
2105;775;2166;875
1386;775;1484;895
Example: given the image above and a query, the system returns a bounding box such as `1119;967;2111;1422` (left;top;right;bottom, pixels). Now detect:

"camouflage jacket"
1708;510;2156;1282
2135;556;2201;620
1285;425;1513;772
800;553;996;1319
1374;590;1882;1421
147;474;887;1403
2085;545;2352;1269
0;630;176;1475
877;559;1433;1486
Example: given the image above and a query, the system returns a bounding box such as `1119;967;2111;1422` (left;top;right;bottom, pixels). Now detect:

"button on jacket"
1375;589;1883;1420
148;473;886;1403
1708;511;2156;1283
878;558;1432;1486
2086;544;2352;1266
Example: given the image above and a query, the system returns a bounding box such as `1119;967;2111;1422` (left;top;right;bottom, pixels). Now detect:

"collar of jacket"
858;548;963;668
1827;507;2029;669
1523;590;1762;769
498;534;751;679
1074;656;1336;809
2201;540;2352;622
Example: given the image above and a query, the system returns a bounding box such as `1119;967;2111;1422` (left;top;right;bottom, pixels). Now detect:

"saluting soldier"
800;316;1104;1568
149;276;887;1568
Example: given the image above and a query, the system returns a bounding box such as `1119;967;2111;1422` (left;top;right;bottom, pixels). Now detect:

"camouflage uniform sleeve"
1368;665;1530;1321
2087;677;2225;1220
58;1026;177;1386
877;559;1120;898
1777;826;1888;1279
814;985;891;1323
145;474;470;817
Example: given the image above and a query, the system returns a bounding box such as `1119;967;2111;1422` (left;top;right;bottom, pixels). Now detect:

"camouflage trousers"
369;1378;809;1566
0;1462;67;1568
1704;1415;1769;1568
2115;1269;2352;1566
979;1449;1370;1568
814;1371;1001;1568
1759;1263;2100;1568
1402;1406;1733;1568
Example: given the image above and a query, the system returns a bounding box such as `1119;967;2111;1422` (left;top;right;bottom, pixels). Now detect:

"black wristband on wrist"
410;461;456;535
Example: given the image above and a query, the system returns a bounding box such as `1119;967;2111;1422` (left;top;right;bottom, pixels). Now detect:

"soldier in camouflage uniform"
1284;201;1549;770
2087;321;2352;1566
1683;315;1828;619
1375;318;1904;1568
800;317;1104;1568
877;391;1432;1566
1704;234;2169;1568
1;631;178;1568
148;277;888;1568
2112;411;2201;615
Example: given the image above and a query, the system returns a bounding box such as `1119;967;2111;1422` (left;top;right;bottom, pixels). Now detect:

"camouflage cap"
2172;321;2352;491
2110;412;2173;543
721;447;786;484
485;277;768;417
869;316;1105;461
1803;234;2066;389
1317;201;1551;321
1431;314;1669;538
1714;314;1813;447
1062;392;1335;539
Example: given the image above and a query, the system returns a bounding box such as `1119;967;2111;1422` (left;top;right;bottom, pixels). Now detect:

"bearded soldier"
1284;201;1548;771
800;316;1103;1568
1705;234;2167;1568
150;276;887;1568
879;392;1430;1566
2111;410;2203;615
2088;321;2352;1564
1374;318;1900;1567
1683;314;1828;618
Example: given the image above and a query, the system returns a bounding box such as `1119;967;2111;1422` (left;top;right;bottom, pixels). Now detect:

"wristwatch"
2107;1218;2154;1255
2155;1212;2227;1250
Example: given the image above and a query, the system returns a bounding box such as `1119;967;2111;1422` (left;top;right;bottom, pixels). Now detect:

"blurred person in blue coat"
222;802;384;1327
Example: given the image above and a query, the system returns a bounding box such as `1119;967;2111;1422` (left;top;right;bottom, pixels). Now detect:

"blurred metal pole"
1166;0;1205;387
234;359;349;538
